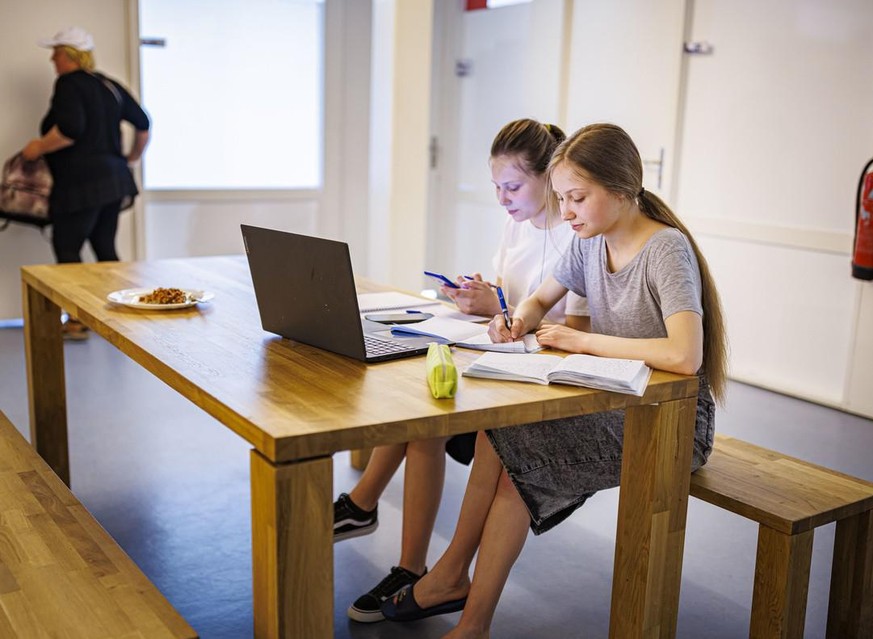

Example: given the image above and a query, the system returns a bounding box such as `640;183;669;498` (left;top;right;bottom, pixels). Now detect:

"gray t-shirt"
553;227;703;339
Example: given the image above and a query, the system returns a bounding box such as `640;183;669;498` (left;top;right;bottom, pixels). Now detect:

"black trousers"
51;200;122;263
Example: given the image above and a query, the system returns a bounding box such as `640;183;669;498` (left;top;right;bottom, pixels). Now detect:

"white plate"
107;288;215;310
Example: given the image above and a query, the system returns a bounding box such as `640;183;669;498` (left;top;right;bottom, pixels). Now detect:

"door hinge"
429;136;439;169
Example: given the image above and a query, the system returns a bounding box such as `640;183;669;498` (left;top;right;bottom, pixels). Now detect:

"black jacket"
40;70;150;215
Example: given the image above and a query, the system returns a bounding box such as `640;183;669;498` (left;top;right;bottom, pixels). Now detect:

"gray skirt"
485;381;715;535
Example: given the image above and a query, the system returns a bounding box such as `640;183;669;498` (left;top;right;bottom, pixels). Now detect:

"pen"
496;286;511;330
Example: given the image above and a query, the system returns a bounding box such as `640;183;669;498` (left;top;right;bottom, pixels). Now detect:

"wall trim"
729;372;871;421
144;189;320;203
685;215;853;256
454;192;855;256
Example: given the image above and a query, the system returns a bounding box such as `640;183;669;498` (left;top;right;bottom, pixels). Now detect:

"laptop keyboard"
364;334;422;356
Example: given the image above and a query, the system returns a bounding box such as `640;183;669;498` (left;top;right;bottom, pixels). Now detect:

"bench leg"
751;525;813;639
827;509;873;638
349;447;372;471
250;451;333;639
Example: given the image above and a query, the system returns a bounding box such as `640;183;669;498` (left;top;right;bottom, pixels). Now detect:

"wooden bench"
689;433;873;639
0;409;198;638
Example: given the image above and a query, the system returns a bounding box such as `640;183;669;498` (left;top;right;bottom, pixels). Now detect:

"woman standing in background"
22;26;150;339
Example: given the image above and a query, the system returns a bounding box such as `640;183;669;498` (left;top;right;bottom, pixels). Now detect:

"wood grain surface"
691;433;873;639
691;434;873;534
0;410;197;638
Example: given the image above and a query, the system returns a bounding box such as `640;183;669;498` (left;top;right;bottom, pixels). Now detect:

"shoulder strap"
92;72;122;105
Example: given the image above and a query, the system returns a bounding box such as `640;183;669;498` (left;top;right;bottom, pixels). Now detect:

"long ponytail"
637;189;728;403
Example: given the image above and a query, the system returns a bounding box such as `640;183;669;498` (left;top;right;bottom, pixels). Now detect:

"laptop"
241;225;441;362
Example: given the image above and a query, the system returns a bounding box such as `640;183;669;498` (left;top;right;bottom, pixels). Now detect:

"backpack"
0;152;53;230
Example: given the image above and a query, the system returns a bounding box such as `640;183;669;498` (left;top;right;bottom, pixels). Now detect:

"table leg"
250;450;333;639
827;508;873;638
609;397;696;639
750;525;813;638
350;447;373;471
22;281;69;486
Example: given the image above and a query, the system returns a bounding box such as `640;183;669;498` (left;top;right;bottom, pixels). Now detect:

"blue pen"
496;286;511;330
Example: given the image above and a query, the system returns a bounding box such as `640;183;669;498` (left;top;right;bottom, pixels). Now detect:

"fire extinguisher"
853;158;873;280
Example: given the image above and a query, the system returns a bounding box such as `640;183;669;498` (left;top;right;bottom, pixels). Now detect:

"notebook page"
464;352;563;383
391;317;488;342
556;354;647;383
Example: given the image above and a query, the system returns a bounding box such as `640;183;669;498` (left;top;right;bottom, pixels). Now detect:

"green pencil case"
426;342;457;399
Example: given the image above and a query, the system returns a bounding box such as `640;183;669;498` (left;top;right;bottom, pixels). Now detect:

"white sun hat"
38;26;95;52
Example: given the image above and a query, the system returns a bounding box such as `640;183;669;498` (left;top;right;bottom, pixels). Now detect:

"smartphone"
364;312;433;325
424;270;459;288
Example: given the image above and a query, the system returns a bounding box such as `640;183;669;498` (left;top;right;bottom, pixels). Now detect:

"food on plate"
138;287;188;305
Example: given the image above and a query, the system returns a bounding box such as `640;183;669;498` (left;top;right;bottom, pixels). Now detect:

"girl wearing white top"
442;120;587;323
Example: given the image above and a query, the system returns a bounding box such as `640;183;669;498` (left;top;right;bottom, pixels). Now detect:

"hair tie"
544;123;551;133
638;187;646;198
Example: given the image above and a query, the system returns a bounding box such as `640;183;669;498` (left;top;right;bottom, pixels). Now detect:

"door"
675;0;873;413
564;0;687;201
427;0;567;286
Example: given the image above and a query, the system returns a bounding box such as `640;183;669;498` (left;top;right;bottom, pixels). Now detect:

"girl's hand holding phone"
446;280;501;316
427;271;499;316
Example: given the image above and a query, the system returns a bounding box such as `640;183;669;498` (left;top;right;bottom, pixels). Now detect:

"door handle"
684;41;714;55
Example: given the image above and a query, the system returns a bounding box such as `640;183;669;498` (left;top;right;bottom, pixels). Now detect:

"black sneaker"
333;493;378;542
348;566;425;623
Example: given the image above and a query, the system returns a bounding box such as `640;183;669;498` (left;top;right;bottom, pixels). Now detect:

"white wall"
367;0;434;291
142;196;319;260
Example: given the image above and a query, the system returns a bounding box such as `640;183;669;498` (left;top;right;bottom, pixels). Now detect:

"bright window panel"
139;0;323;189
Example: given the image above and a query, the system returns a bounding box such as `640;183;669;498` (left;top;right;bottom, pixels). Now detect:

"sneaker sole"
347;604;385;623
333;520;378;543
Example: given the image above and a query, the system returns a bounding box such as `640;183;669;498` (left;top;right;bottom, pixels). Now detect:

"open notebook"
462;352;652;396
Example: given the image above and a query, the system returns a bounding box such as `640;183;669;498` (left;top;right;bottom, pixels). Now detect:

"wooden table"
22;256;700;639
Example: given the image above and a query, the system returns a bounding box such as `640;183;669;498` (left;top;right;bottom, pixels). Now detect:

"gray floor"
1;325;871;638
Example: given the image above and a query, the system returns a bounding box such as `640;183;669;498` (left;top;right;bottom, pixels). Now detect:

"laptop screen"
241;225;369;360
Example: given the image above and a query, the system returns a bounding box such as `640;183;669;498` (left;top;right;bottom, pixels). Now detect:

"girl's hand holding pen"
488;313;528;342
